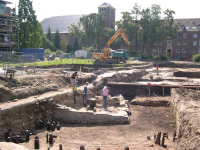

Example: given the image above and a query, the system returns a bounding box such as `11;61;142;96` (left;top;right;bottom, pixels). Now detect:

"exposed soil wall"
157;62;200;68
0;98;54;138
171;88;200;149
174;71;200;78
108;84;170;100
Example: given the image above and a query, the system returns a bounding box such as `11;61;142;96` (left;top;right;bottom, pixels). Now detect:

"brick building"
129;18;200;59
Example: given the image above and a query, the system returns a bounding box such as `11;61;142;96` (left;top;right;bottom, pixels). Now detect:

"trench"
1;64;200;149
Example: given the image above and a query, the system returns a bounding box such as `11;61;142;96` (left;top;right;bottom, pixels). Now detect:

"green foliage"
82;47;88;50
60;33;68;52
46;25;52;41
18;0;42;48
159;54;168;61
140;52;151;60
55;50;65;57
44;49;52;55
54;28;61;49
79;13;106;49
68;23;86;44
154;55;168;61
154;55;159;60
193;54;200;62
42;35;56;51
73;37;79;51
67;43;73;53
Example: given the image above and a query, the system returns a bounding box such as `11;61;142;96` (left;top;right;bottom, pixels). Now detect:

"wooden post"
162;87;164;96
149;86;150;96
155;132;161;145
34;136;39;149
59;144;62;150
80;145;85;150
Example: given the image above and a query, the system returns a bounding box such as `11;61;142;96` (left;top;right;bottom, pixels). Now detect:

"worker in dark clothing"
70;71;78;90
84;82;93;107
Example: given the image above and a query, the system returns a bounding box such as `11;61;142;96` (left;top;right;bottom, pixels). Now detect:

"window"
183;34;187;38
159;48;162;53
193;41;197;46
154;41;157;45
99;8;107;17
193;49;197;53
182;49;186;53
183;41;187;45
177;41;181;45
110;9;114;18
159;41;163;45
198;25;200;30
181;25;186;31
192;27;196;29
199;49;200;54
132;41;135;45
140;42;142;45
176;49;180;53
138;48;141;52
186;27;189;30
177;34;181;38
144;48;147;52
168;41;171;45
193;34;197;38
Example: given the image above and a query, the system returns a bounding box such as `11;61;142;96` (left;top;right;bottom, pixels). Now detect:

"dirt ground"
12;97;174;150
2;61;199;150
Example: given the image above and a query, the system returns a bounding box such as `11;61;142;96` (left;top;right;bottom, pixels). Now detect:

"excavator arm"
104;28;129;57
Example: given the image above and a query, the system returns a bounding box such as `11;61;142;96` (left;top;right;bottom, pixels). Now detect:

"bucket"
74;85;78;91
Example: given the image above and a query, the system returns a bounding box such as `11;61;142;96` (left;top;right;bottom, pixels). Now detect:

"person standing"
84;82;93;106
101;86;109;110
70;71;78;90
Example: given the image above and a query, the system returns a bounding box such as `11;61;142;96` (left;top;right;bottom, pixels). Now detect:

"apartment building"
0;0;18;52
128;18;200;59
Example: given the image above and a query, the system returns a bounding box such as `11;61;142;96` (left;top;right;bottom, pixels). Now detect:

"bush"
140;53;151;60
193;54;200;62
160;55;168;61
154;55;159;60
55;50;65;57
153;55;168;61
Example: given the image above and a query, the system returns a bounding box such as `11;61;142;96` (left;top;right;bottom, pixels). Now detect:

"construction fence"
0;51;37;76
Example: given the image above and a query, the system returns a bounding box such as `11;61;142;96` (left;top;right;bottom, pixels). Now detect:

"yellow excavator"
92;28;129;65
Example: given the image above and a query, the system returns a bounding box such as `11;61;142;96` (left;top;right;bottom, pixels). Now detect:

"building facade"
123;18;200;59
0;0;18;52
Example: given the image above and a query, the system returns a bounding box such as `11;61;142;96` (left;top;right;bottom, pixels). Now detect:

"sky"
7;0;200;22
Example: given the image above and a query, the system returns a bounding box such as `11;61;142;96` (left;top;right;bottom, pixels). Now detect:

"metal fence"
0;51;37;76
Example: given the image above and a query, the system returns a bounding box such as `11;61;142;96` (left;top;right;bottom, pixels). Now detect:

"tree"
54;28;61;49
73;37;79;52
18;0;42;48
79;13;106;50
41;35;56;51
68;23;86;45
60;33;68;52
102;28;115;48
46;25;52;41
67;43;73;53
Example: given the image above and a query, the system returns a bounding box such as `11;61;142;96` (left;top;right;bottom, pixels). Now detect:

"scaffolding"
0;1;18;52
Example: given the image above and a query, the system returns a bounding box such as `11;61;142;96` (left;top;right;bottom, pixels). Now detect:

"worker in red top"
156;64;159;75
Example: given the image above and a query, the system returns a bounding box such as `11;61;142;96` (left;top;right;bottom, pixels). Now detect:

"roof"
98;2;115;10
175;18;200;31
0;0;12;4
40;14;88;34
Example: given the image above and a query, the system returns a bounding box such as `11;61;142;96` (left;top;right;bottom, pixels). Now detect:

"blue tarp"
19;48;44;61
